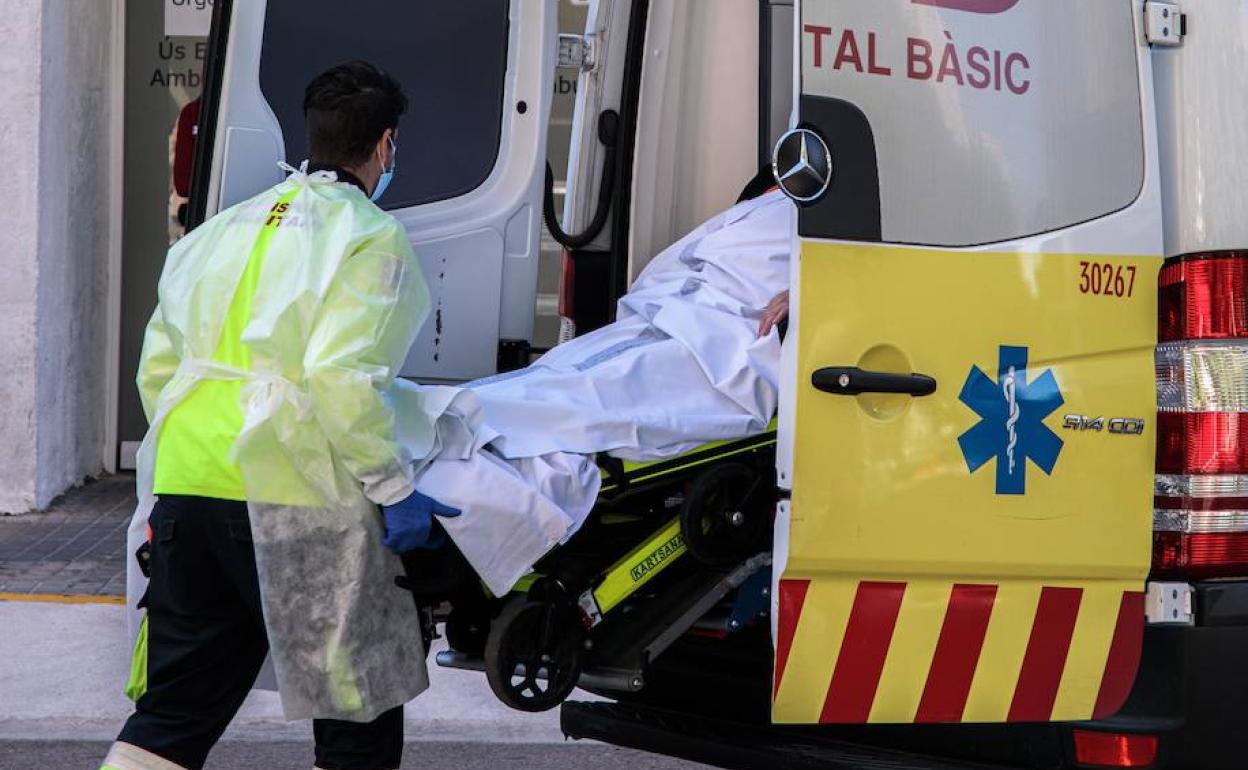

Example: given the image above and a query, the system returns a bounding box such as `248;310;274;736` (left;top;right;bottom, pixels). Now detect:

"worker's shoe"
100;741;189;770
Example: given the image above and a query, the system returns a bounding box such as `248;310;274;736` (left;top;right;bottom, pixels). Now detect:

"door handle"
811;367;937;397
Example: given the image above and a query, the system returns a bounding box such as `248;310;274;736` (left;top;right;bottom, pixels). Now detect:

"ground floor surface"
0;479;708;769
0;740;695;770
0;475;132;598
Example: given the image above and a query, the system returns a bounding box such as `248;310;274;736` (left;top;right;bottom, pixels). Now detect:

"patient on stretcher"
405;181;793;595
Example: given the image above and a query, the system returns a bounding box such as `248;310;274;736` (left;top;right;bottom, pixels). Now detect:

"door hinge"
1145;581;1194;626
1144;1;1185;47
557;33;598;72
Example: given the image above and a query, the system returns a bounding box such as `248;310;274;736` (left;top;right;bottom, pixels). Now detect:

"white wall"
0;0;47;513
0;0;115;512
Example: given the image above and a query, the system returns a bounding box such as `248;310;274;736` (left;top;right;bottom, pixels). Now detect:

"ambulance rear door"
188;0;558;381
772;0;1163;725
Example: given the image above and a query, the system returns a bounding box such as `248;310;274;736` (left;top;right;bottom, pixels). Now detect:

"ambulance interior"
560;0;794;309
190;0;798;716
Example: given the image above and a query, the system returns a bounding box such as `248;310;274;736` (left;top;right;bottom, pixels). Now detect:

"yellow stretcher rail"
599;421;779;495
592;517;687;615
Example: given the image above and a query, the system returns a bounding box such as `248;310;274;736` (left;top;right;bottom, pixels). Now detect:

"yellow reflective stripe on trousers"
153;187;302;501
124;614;149;702
101;741;189;770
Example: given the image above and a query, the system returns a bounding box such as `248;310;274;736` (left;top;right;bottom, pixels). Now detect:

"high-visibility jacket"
130;164;434;721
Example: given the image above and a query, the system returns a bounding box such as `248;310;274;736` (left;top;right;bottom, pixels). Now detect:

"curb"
0;592;125;605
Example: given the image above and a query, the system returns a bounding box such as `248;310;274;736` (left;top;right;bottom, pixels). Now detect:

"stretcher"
403;426;778;712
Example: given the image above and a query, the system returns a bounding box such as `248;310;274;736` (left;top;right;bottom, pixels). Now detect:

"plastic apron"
126;165;435;722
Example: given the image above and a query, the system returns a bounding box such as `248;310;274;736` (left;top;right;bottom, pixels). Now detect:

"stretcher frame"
578;427;778;626
434;427;779;711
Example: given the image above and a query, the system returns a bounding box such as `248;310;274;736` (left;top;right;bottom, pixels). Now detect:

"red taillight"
1155;253;1248;578
1155;412;1248;474
1153;531;1248;577
1159;253;1248;342
1073;730;1158;768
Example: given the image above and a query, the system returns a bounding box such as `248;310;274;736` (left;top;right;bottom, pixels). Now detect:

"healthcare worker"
101;61;457;770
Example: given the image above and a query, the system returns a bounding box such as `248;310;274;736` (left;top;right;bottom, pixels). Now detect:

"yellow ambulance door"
772;0;1162;725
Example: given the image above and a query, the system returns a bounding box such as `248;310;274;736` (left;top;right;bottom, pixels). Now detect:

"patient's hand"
757;290;789;338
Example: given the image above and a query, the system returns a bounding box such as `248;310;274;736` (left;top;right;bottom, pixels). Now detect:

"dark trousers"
117;495;403;770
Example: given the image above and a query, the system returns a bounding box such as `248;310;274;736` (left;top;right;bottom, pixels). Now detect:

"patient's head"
736;164;779;203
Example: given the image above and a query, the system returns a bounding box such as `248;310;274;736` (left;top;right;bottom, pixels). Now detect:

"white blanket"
409;190;793;595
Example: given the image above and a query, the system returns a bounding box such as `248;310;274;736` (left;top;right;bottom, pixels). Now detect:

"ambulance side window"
799;1;1145;247
258;0;509;210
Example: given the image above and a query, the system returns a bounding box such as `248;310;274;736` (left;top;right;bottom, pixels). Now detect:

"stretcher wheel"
484;598;583;712
680;462;767;568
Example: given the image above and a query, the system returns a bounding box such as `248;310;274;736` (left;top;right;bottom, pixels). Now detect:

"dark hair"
737;163;779;203
303;61;408;168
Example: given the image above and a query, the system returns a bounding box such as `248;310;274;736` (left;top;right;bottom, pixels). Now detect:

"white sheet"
409;190;793;595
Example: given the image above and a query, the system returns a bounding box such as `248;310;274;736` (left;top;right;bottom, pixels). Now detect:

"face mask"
370;134;397;202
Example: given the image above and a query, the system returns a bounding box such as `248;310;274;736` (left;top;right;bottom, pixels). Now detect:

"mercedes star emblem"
772;128;833;204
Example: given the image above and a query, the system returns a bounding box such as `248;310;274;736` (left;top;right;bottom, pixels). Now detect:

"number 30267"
1079;261;1136;298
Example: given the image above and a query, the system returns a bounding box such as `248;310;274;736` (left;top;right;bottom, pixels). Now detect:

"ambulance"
189;0;1248;767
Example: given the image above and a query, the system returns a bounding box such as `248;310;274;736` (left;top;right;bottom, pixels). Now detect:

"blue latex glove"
381;491;462;554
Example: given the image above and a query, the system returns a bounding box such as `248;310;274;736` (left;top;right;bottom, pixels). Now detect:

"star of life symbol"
957;345;1064;495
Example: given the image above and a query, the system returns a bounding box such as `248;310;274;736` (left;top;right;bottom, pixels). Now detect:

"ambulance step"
560;702;1017;770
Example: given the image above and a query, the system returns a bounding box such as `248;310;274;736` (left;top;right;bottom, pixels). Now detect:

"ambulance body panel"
1152;1;1248;257
774;0;1161;726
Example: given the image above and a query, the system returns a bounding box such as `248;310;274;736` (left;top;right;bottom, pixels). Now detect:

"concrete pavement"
0;481;711;767
0;599;564;743
0;740;701;770
0;599;710;768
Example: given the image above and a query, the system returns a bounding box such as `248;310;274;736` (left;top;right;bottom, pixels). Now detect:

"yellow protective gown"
126;164;434;722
